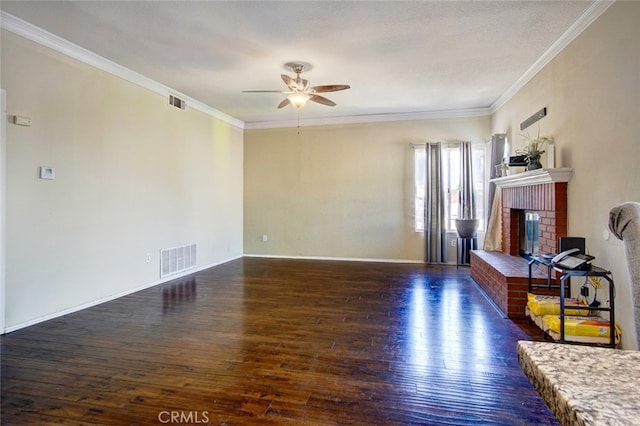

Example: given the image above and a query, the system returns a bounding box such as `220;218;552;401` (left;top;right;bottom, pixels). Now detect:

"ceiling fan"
242;62;350;109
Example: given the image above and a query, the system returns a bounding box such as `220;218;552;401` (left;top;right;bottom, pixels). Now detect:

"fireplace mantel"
490;168;574;189
494;168;572;256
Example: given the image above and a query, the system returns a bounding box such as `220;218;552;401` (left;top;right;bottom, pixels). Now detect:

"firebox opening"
519;210;540;259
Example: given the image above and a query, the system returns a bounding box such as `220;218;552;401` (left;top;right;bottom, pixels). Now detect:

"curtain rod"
410;141;481;149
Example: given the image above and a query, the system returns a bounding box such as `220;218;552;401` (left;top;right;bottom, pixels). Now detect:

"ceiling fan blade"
311;84;351;93
310;94;336;107
277;97;291;109
242;90;286;93
281;74;298;91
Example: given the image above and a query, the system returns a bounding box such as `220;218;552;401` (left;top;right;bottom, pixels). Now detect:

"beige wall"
1;30;244;330
492;2;640;349
244;117;490;261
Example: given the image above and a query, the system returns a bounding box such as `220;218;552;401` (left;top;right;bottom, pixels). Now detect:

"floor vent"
168;94;186;110
160;244;196;278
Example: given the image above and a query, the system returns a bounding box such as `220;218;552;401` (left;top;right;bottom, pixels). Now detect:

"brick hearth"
470;250;557;318
471;169;572;318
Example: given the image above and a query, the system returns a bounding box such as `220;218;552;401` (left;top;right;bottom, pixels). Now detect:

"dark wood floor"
1;258;558;425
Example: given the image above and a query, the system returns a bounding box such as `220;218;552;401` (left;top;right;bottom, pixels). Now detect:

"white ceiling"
1;1;598;127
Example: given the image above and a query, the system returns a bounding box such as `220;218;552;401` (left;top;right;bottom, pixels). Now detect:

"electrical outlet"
262;234;268;242
145;253;152;263
451;240;457;247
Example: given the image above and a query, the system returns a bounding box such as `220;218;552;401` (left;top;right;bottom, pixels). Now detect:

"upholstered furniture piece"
518;340;640;426
609;201;640;345
518;203;640;426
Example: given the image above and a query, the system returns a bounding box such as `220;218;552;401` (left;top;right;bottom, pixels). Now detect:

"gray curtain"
424;142;446;263
458;141;476;220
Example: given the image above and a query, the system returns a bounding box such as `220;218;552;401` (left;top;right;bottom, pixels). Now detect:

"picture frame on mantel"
547;143;556;168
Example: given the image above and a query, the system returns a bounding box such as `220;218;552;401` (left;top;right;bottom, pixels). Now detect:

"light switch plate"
39;166;55;180
12;115;31;127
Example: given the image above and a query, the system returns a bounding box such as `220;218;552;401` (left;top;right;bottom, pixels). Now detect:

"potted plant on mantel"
519;128;553;171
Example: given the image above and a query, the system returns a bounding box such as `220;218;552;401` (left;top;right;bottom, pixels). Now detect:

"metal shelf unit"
528;256;616;348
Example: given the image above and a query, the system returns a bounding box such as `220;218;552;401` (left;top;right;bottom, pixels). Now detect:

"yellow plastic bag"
543;315;621;338
527;293;589;316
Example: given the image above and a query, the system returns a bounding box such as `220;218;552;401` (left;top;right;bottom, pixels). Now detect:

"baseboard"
3;254;243;334
243;253;423;264
3;253;446;334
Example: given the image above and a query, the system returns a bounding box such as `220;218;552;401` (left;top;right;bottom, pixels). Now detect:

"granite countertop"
518;340;640;426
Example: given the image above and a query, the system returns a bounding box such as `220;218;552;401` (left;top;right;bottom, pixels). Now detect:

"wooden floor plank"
1;258;557;425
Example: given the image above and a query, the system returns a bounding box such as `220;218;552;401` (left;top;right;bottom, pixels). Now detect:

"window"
442;145;460;231
414;142;486;232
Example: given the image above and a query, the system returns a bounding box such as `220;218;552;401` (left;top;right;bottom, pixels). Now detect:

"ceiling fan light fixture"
288;93;310;108
244;62;350;109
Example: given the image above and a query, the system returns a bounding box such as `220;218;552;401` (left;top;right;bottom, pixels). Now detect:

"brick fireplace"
470;168;573;318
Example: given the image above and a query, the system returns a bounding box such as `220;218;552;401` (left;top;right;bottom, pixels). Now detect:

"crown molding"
4;9;483;132
490;0;615;113
490;167;574;189
0;11;245;129
244;107;492;130
2;0;613;132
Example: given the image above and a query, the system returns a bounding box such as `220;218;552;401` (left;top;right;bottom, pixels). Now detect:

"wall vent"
160;243;196;278
168;94;186;110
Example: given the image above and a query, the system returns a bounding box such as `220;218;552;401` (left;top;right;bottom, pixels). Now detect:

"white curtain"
483;186;503;251
423;142;446;263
